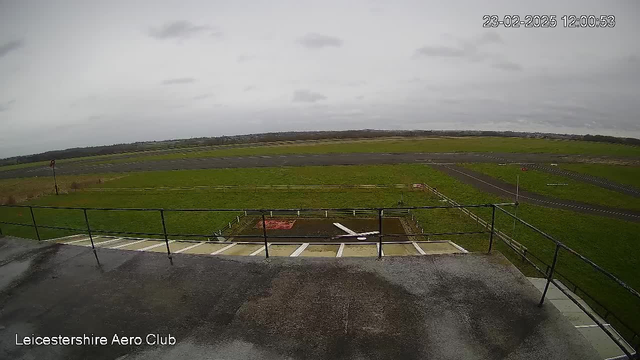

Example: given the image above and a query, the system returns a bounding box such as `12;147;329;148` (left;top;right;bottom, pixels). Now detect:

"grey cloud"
244;86;256;92
237;54;255;63
0;40;24;58
297;33;343;49
162;77;196;85
414;45;467;58
0;100;15;112
292;90;327;103
476;32;503;45
415;32;503;60
492;61;523;71
149;21;212;40
192;94;211;100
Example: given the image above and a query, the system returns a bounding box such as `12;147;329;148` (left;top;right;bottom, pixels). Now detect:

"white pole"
512;174;519;236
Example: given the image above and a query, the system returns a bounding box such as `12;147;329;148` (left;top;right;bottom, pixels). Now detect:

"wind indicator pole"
512;174;519;235
50;159;59;195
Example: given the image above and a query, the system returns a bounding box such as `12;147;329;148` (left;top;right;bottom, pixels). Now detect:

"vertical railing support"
488;205;496;253
539;244;561;307
29;206;41;241
261;212;269;258
83;209;100;266
378;208;383;259
160;210;173;265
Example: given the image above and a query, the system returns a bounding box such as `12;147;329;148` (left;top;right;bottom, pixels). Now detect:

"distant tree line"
1;130;639;166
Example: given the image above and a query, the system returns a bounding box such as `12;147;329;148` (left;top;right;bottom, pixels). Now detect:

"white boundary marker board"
175;242;205;254
111;239;146;249
290;243;309;257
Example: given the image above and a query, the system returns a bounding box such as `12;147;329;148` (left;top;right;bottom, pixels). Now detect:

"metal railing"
0;202;638;358
494;205;639;359
0;203;504;256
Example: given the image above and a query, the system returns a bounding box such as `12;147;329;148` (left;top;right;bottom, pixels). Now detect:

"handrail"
0;203;511;211
0;201;636;357
495;205;640;301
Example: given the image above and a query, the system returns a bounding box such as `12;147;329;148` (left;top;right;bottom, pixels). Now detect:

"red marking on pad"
256;219;296;230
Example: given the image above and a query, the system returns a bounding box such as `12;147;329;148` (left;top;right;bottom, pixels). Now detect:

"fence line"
420;183;638;357
0;200;637;357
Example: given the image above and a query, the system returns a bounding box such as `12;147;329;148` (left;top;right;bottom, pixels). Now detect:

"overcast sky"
1;0;639;157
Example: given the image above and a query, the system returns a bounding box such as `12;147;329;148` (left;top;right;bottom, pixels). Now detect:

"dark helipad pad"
0;236;599;360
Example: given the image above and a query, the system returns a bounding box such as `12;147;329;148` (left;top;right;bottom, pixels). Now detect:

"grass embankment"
559;163;640;189
0;164;638;341
461;163;640;211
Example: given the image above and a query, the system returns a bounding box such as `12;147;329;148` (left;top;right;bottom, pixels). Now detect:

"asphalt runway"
2;152;638;179
433;165;640;222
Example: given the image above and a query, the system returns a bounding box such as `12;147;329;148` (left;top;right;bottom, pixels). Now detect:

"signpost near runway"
50;159;59;195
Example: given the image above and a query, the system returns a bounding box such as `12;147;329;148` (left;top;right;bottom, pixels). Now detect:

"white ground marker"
336;243;345;257
412;242;427;255
290;243;309;257
138;240;174;252
46;234;84;242
448;241;469;253
92;238;123;246
175;242;205;254
111;239;146;249
63;237;92;245
250;244;271;256
377;243;385;257
211;243;236;255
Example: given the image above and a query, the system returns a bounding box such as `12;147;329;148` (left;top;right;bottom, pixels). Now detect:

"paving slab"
51;234;88;243
528;277;634;359
95;238;131;248
180;242;228;254
300;244;339;257
147;241;194;253
117;240;160;251
577;326;629;359
418;242;461;254
341;244;378;257
266;245;299;257
219;244;263;256
383;243;419;256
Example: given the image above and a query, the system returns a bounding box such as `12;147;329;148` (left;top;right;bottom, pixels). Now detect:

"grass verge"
461;163;640;211
559;163;640;189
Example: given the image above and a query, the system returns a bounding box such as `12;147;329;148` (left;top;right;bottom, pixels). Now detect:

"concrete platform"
528;277;635;359
0;236;600;360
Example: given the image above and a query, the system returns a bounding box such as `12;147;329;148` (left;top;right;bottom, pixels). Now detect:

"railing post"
83;209;100;266
261;212;269;258
378;208;383;259
539;243;561;307
160;210;173;265
488;205;496;253
29;206;41;241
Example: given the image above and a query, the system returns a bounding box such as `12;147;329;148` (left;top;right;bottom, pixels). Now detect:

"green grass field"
0;163;638;341
461;163;640;211
559;163;640;189
0;174;121;203
3;136;640;171
90;137;640;165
